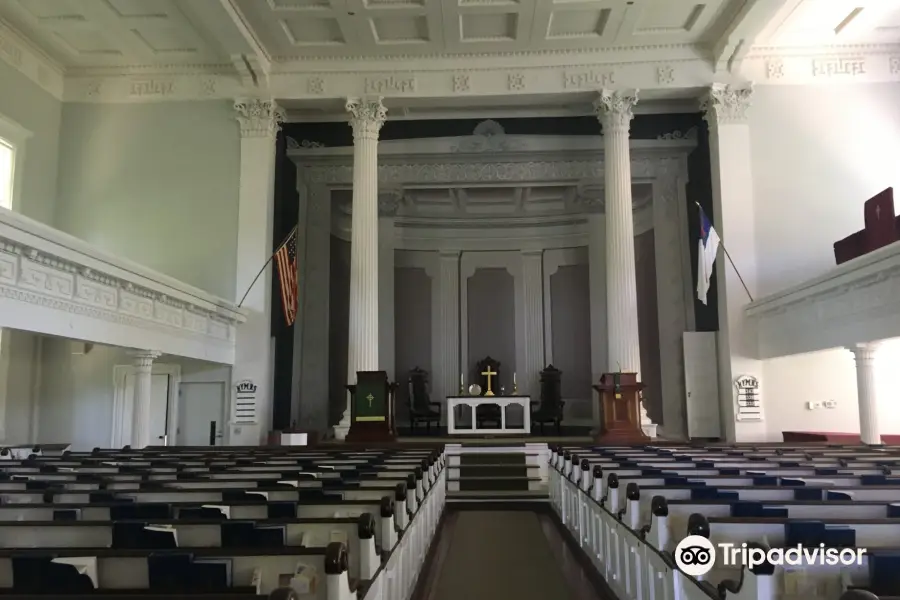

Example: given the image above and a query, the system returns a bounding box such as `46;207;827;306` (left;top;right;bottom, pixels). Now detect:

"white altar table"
445;395;532;435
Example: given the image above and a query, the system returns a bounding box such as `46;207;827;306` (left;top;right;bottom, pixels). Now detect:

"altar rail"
745;241;900;359
550;452;769;600
0;208;245;363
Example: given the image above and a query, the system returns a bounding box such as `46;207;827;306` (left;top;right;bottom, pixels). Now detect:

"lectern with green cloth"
346;371;396;443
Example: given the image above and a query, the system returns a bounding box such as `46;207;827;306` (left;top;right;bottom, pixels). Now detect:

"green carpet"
429;511;576;600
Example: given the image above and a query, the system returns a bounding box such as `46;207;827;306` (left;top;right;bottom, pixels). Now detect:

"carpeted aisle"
426;511;585;600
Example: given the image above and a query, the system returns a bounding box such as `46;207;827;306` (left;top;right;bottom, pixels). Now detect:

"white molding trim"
0;19;64;100
746;241;900;359
0;209;246;364
111;363;182;449
10;43;897;104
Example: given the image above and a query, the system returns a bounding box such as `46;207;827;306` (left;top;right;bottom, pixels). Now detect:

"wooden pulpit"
346;371;397;443
592;372;648;444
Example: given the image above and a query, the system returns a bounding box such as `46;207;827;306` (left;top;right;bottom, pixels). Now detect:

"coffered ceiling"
2;0;900;102
2;0;898;72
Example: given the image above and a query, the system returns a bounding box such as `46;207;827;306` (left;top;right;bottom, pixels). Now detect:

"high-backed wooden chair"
406;367;441;435
532;364;564;435
474;356;502;428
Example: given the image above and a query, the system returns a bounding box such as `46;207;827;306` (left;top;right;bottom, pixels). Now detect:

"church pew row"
0;447;448;600
549;445;900;600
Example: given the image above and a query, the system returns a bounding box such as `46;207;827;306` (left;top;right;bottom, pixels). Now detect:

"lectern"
592;372;648;444
346;371;397;443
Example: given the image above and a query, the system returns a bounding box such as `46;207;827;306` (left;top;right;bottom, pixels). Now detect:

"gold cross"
366;393;374;407
481;367;497;397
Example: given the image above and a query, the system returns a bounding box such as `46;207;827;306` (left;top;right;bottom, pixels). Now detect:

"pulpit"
346;371;397;443
592;372;648;444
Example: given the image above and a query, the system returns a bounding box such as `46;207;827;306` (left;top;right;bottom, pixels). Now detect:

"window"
0;138;13;210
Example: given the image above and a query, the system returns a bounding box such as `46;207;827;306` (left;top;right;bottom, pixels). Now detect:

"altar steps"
446;450;547;500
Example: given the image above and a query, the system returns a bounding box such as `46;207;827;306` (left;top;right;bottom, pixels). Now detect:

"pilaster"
231;98;282;445
585;197;608;431
379;190;400;382
850;342;882;445
653;165;691;439
521;250;545;397
295;184;331;434
702;83;764;443
130;350;161;449
433;250;460;423
336;96;386;440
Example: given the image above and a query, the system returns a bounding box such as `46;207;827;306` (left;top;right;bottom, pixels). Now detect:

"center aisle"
418;510;606;600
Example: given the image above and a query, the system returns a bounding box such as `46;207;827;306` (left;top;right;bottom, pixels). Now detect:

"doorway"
177;382;226;446
111;364;180;448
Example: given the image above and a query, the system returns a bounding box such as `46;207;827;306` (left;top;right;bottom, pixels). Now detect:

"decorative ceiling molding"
0;18;63;99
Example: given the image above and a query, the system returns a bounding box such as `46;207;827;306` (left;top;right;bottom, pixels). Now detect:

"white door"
122;373;170;446
148;374;170;445
683;331;721;439
178;382;226;446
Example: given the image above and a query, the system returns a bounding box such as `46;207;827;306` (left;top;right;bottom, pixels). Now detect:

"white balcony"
0;208;245;364
746;242;900;359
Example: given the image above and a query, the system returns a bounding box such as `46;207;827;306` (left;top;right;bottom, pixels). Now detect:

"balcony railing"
0;208;245;364
745;241;900;359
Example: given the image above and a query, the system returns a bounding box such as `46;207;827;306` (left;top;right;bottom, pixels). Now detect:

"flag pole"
237;224;298;309
695;201;753;303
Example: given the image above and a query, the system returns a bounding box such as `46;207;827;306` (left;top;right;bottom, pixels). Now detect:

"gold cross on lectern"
481;367;497;397
366;393;374;407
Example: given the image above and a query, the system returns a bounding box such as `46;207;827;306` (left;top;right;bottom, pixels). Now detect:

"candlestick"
513;372;517;385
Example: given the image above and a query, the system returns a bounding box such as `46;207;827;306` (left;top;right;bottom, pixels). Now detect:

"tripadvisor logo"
674;535;867;577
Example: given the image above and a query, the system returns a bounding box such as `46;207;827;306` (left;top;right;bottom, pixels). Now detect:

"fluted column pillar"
594;90;656;436
335;96;386;441
595;90;641;374
131;351;161;448
850;343;882;445
232;98;282;445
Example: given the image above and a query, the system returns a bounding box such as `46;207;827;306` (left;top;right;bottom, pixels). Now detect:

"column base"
333;412;351;441
641;423;658;439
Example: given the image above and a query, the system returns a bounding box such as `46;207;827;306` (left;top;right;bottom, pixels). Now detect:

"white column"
702;84;764;443
433;250;460;424
521;250;545;397
594;89;656;436
379;191;400;382
231;98;282;445
131;351;161;448
335;96;386;440
850;343;882;445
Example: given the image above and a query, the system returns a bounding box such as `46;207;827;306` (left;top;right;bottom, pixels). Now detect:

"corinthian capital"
234;98;284;138
701;83;752;126
346;96;387;140
593;89;639;134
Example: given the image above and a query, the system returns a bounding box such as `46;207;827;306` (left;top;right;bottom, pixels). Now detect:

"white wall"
750;83;900;438
0;59;62;447
54;101;240;300
35;336;231;451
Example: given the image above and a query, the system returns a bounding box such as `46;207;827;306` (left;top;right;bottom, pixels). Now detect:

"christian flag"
697;205;720;305
274;226;299;326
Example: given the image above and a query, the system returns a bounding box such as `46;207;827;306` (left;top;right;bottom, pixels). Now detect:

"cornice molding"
0;19;64;99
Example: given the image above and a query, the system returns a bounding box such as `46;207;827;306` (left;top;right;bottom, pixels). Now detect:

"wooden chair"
474;356;502;428
406;367;441;435
532;364;564;435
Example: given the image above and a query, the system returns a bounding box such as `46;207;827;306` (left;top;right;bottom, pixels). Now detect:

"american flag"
274;226;298;326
